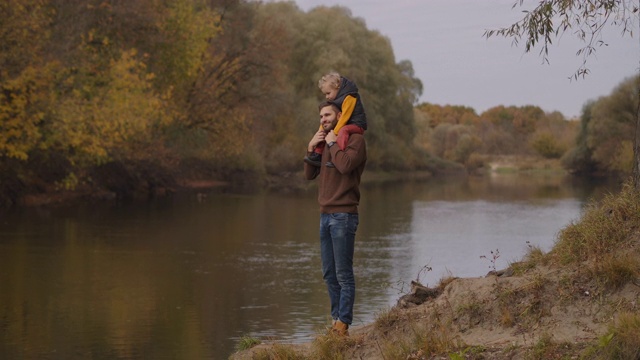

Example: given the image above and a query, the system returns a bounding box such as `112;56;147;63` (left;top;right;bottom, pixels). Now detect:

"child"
304;72;367;167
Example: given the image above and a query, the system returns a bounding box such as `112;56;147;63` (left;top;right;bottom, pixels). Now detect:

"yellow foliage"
50;50;170;165
0;65;55;160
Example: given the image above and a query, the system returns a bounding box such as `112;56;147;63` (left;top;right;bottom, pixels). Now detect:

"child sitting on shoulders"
304;72;367;167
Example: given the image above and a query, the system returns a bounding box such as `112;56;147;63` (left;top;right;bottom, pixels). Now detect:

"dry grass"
552;182;640;290
310;332;361;360
250;343;306;360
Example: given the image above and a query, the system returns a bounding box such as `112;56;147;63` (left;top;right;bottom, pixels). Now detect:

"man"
304;101;367;336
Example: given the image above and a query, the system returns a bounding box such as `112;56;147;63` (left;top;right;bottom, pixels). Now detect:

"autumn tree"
416;103;478;128
0;0;428;204
0;0;54;160
485;0;640;188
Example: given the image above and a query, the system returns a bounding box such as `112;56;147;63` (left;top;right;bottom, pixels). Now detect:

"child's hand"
308;129;326;152
325;130;337;143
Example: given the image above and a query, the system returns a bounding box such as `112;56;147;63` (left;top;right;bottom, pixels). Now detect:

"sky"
290;0;639;118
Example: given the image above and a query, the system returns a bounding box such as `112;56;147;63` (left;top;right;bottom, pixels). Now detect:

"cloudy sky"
291;0;639;118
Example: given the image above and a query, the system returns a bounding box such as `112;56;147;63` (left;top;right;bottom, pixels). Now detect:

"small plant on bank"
448;345;487;359
235;336;261;351
480;248;500;274
526;332;579;360
511;241;548;275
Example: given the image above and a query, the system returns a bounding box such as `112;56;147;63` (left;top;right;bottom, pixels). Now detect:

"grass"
250;344;306;360
411;323;463;357
553;182;640;260
374;306;404;330
455;292;484;328
552;181;640;290
311;332;360;360
375;302;466;359
583;312;640;359
525;332;580;360
510;242;548;275
235;336;261;351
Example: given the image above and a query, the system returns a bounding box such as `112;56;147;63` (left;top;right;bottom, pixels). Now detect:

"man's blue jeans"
319;212;359;325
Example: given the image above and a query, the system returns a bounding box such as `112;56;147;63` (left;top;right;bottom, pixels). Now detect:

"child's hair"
318;72;341;90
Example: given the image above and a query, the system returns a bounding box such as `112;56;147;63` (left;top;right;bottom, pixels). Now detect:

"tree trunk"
635;90;640;191
635;8;640;192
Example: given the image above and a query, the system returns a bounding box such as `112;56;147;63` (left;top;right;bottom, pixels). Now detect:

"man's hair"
318;101;341;113
318;72;341;90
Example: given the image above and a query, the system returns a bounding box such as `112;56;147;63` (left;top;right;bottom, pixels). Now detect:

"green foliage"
561;101;598;174
484;0;638;80
586;76;638;174
154;0;220;94
561;76;639;176
526;332;578;360
235;336;261;351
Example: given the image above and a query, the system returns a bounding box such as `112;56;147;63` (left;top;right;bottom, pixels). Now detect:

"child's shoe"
304;152;322;167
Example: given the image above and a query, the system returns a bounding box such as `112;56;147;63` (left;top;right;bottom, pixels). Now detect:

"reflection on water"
0;174;619;358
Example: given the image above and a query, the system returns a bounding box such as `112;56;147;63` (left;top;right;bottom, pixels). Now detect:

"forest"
1;0;637;206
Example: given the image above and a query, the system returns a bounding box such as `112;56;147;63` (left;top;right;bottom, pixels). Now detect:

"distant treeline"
0;0;637;205
415;74;638;176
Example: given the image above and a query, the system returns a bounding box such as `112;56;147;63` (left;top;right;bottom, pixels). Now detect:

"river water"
0;173;617;359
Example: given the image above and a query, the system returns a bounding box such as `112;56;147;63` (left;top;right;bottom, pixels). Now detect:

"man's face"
319;105;340;132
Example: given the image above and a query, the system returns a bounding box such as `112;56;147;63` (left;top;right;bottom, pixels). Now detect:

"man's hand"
308;129;326;152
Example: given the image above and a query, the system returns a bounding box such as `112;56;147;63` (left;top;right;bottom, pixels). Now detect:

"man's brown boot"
333;320;349;336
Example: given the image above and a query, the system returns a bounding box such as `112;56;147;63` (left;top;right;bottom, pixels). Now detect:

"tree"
485;0;640;189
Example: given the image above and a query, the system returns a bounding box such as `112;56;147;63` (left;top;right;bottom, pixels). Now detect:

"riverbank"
5;168;438;208
230;183;640;359
3;154;566;209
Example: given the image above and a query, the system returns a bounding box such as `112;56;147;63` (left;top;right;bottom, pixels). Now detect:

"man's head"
318;101;341;132
318;72;341;101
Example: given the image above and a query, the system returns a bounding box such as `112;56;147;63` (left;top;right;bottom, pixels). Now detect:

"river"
0;173;618;359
